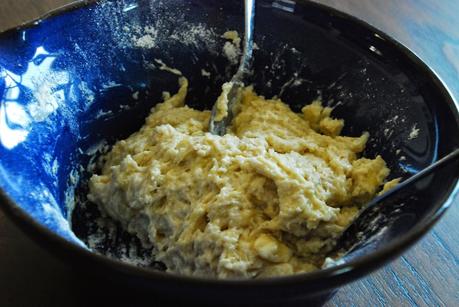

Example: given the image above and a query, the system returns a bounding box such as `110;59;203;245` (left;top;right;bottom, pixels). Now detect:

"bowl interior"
0;0;458;268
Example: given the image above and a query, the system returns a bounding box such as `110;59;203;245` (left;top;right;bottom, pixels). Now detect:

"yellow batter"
88;77;395;278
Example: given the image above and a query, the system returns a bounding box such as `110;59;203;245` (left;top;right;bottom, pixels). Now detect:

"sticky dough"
88;77;396;278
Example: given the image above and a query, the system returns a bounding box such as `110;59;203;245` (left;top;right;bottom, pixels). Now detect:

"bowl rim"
0;0;458;291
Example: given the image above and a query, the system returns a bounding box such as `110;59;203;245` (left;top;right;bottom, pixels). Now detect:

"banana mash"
88;77;395;278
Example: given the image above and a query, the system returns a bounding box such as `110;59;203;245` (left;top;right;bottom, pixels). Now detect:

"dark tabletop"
0;0;458;306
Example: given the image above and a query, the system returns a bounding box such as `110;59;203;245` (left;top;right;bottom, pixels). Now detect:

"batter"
88;77;395;278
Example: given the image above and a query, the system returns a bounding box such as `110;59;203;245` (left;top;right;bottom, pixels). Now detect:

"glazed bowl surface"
0;0;458;303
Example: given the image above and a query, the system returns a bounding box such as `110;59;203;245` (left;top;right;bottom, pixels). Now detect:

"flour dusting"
78;81;95;108
134;34;156;49
85;220;154;267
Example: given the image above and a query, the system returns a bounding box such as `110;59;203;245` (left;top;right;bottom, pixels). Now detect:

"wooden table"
0;0;458;306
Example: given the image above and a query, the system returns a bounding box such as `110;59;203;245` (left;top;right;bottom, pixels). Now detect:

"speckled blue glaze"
0;0;191;245
0;0;244;246
0;0;458;266
0;8;105;245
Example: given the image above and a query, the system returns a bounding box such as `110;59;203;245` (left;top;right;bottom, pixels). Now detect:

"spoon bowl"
209;0;256;135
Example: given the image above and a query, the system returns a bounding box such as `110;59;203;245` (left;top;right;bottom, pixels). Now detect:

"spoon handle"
234;0;256;81
366;148;459;211
332;147;459;255
209;0;256;135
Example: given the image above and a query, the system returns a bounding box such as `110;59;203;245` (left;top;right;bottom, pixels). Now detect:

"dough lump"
88;77;394;278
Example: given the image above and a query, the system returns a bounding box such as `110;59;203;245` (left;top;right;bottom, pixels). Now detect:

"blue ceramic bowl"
0;0;458;303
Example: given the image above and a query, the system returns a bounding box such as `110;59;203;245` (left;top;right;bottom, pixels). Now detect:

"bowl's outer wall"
0;0;458;301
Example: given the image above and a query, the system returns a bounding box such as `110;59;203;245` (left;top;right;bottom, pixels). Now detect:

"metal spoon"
209;0;255;136
329;147;459;257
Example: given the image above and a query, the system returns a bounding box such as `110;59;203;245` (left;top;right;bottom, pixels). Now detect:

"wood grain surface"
0;0;458;306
